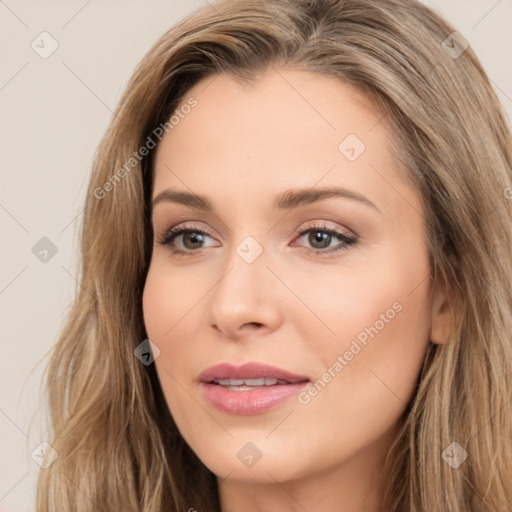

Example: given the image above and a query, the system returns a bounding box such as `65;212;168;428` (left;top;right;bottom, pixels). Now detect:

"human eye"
155;221;357;258
156;223;219;256
291;221;358;257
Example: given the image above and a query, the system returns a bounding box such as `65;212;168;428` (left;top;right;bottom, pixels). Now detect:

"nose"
207;243;283;340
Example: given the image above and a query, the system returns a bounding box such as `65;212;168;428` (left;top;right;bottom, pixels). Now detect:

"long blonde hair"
36;0;512;510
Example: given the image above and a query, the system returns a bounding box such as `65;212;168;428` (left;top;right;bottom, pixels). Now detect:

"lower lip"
201;382;309;415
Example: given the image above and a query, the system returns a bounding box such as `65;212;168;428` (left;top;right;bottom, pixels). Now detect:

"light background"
1;0;511;510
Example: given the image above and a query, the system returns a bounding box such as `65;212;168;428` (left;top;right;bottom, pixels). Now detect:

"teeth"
245;378;263;386
213;377;282;386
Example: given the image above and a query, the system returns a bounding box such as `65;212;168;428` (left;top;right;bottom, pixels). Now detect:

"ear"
430;278;455;345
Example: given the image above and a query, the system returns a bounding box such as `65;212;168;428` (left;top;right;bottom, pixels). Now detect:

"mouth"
199;362;310;415
210;377;298;390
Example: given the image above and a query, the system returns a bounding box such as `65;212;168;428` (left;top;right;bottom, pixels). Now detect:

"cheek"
142;262;205;440
289;252;431;359
142;259;206;341
295;251;432;432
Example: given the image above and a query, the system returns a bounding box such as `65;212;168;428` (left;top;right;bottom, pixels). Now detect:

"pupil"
184;232;203;249
309;230;330;249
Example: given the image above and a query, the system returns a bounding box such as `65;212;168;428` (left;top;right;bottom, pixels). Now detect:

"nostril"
244;322;262;328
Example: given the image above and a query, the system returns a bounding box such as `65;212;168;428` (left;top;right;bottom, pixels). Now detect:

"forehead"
152;68;420;219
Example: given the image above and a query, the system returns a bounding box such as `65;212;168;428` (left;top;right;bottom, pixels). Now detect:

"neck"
217;426;398;512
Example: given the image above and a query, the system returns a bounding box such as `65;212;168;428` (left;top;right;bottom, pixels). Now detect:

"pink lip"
199;362;309;383
199;362;310;415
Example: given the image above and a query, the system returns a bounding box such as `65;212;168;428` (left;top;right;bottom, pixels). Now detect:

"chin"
188;434;314;484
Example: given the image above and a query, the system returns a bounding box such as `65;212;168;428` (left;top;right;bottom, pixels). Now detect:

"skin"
142;67;453;512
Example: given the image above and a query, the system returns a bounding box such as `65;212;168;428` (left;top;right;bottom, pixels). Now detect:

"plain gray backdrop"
1;1;511;510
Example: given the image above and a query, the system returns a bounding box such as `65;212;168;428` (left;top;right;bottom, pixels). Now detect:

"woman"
36;0;512;510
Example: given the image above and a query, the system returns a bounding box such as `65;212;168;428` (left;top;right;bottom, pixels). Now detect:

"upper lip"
199;362;310;384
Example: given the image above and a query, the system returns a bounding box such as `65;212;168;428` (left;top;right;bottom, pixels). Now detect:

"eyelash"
156;222;358;257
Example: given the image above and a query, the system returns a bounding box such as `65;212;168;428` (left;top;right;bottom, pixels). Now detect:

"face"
142;67;448;487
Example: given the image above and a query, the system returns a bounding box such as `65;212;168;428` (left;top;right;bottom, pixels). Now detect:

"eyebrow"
152;187;380;212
